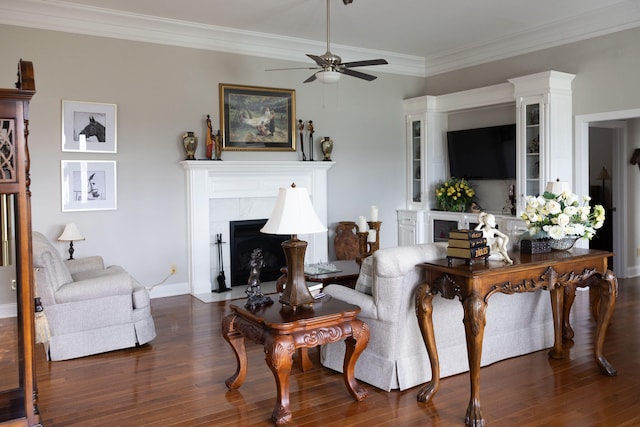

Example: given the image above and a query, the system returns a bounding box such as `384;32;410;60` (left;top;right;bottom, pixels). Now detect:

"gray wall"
0;24;425;300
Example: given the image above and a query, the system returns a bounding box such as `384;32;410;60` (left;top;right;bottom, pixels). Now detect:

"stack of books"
308;283;325;299
447;229;490;261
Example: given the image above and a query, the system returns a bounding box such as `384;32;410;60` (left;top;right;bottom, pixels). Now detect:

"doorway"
576;109;640;277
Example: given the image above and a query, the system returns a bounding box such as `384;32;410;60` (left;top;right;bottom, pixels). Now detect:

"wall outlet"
170;264;177;275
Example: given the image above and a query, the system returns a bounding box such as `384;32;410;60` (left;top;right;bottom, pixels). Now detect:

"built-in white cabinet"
402;96;447;211
398;70;574;246
423;211;528;250
510;71;575;213
397;209;426;245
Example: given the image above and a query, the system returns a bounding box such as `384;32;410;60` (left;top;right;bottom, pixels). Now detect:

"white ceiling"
3;0;640;76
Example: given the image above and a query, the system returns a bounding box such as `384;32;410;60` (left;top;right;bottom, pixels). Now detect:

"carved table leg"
343;319;369;401
545;268;564;360
264;335;296;426
221;314;247;390
594;270;618;376
415;283;440;404
562;283;577;341
298;348;313;372
462;292;487;427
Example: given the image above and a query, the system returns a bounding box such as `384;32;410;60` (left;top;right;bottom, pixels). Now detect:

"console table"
222;296;369;425
414;249;617;427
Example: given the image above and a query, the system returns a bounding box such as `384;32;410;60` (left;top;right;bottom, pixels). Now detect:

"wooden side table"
415;249;617;427
222;296;369;425
305;260;361;288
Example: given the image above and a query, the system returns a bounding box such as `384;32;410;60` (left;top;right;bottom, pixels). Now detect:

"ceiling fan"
267;0;388;83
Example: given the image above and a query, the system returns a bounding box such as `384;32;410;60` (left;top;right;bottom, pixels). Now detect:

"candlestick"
356;231;369;266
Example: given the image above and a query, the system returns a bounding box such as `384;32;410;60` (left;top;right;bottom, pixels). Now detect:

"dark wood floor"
34;277;640;426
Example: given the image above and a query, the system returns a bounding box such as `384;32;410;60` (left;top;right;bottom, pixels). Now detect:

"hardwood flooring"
34;277;640;426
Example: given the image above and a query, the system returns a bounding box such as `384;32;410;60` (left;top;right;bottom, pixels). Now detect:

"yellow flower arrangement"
435;177;475;212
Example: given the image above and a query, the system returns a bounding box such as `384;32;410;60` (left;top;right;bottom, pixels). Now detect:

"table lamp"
58;223;85;260
545;178;571;195
596;166;610;208
261;183;327;307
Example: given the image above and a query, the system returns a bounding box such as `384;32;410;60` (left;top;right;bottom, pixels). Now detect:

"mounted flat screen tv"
447;124;516;180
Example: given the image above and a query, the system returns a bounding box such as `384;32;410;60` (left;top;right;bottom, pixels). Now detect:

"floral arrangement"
435;177;475;212
521;191;605;240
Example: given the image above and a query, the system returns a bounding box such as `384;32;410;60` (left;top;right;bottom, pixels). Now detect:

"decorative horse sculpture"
244;248;273;309
79;116;106;142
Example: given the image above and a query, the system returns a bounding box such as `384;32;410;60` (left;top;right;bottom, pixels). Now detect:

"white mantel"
182;160;334;296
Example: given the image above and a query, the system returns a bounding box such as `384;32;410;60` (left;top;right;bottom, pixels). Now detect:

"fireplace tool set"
213;233;230;293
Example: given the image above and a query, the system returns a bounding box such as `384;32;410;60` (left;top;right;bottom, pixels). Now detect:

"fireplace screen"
229;219;288;287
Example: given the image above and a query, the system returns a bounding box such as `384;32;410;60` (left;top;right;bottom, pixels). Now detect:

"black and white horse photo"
74;112;106;143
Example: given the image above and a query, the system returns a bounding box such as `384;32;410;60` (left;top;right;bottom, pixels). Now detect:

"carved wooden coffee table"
415;249;617;427
222;296;369;425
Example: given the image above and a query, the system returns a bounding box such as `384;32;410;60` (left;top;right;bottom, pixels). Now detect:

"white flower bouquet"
521;191;605;240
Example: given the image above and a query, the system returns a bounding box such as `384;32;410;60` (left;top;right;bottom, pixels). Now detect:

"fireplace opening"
229;219;288;287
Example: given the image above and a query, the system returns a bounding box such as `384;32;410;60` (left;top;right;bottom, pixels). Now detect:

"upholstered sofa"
32;231;156;361
320;243;554;391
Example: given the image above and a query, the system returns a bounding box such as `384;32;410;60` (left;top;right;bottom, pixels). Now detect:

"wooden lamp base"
279;235;315;307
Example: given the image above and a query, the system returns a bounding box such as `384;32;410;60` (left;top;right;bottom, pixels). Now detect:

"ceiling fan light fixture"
316;70;341;84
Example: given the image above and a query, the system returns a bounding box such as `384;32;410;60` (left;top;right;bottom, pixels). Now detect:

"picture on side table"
219;84;296;151
62;100;117;153
61;160;117;212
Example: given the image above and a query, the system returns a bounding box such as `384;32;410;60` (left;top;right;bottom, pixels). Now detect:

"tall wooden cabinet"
0;61;40;426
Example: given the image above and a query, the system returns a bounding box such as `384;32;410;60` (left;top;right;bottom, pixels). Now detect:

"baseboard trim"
0;302;17;318
148;281;190;299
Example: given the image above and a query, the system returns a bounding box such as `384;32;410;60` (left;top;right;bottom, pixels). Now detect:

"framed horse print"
62;100;117;153
61;160;117;211
219;84;295;151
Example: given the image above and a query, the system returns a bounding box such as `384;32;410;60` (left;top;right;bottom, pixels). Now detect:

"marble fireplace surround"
182;161;334;296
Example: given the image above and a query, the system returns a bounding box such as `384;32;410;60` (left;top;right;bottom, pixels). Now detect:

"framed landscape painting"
219;84;296;151
61;160;117;211
62;100;117;153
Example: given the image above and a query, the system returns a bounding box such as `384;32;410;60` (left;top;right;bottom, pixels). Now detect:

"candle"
367;229;376;243
370;205;379;222
357;216;367;232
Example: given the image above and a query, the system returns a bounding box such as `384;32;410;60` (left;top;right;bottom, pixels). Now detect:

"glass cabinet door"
410;119;423;205
525;103;541;196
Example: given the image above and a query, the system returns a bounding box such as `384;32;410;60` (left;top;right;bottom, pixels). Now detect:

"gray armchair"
32;231;156;361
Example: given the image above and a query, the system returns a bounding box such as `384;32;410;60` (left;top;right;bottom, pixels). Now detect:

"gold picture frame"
219;84;296;151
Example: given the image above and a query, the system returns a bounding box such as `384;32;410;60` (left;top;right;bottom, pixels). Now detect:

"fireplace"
229;219;288;286
182;160;334;295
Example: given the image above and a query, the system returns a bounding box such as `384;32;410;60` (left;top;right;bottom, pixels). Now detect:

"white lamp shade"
58;223;85;242
545;180;571;195
261;186;327;235
315;70;341;84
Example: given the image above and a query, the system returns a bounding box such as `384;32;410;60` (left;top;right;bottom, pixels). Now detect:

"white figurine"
474;212;513;264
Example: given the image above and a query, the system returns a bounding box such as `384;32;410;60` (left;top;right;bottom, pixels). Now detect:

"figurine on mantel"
474;212;513;264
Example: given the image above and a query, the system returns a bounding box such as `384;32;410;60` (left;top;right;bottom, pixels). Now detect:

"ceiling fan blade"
342;59;388;68
307;54;330;67
304;73;318;83
265;66;321;71
341;68;378;81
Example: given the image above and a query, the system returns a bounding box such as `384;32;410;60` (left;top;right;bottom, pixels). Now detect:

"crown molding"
424;1;640;76
0;0;426;77
2;0;640;79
